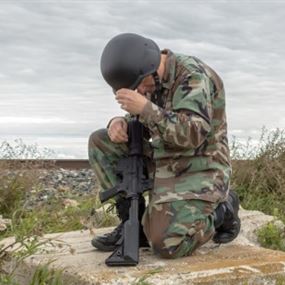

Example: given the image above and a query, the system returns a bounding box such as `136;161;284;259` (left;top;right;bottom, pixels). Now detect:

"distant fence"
0;159;246;170
0;159;91;169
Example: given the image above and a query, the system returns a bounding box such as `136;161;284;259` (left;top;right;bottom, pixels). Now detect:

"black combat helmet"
100;33;161;92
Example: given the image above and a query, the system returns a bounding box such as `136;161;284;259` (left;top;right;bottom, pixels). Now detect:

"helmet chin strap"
151;72;163;108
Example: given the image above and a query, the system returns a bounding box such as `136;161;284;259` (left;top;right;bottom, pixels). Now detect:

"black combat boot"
91;196;149;251
213;190;241;244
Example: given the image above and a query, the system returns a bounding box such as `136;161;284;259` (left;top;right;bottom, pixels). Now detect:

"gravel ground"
1;168;98;209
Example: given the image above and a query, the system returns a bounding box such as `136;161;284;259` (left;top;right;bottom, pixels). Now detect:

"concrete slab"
2;209;285;285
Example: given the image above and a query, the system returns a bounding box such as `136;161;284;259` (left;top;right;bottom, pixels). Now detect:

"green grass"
257;222;285;251
230;128;285;252
0;139;118;284
231;128;285;223
131;267;163;285
1;194;118;240
29;262;64;285
0;160;118;239
0;275;19;285
0;262;64;285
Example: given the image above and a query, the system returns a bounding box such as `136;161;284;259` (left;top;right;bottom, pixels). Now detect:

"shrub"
0;139;55;159
231;127;285;222
257;222;285;251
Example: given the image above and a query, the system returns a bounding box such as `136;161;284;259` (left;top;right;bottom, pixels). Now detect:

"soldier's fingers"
119;131;128;141
116;89;127;96
115;93;125;100
109;122;128;142
109;126;126;141
116;93;131;101
120;104;126;110
121;121;128;133
112;124;123;134
108;128;117;141
116;128;128;141
112;133;128;143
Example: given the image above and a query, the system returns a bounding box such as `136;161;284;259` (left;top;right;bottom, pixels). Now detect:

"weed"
275;275;285;285
29;261;64;285
0;274;19;285
131;267;164;285
0;140;60;284
231;128;285;223
0;139;55;159
0;169;39;218
257;222;285;251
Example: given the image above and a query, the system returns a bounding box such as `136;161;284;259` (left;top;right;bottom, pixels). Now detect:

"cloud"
0;116;76;124
0;1;285;158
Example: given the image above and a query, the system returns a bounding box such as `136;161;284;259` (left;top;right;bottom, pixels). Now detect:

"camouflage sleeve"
139;71;213;149
106;113;132;128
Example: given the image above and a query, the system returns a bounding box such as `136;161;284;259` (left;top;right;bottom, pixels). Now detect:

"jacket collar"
161;49;176;90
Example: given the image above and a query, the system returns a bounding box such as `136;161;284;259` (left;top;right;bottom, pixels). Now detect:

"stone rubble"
25;168;97;208
37;168;96;195
0;215;11;232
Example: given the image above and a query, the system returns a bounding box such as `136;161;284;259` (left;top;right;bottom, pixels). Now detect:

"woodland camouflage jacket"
138;49;232;204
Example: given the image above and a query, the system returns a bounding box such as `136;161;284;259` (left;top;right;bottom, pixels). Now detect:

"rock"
37;168;97;196
14;168;98;209
0;215;11;232
274;220;285;231
232;207;275;246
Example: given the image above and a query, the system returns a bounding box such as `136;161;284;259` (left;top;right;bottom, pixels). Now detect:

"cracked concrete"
2;208;285;285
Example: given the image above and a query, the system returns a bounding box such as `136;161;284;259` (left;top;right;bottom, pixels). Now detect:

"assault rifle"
99;117;153;266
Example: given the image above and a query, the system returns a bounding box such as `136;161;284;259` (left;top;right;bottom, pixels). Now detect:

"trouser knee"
88;128;128;190
88;128;108;150
143;200;215;259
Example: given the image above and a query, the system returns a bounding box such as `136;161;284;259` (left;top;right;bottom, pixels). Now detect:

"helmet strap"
151;72;163;108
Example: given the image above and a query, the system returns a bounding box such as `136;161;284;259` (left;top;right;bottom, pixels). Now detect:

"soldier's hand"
108;117;128;143
116;88;148;115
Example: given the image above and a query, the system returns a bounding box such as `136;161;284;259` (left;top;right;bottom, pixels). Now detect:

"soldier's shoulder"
174;53;207;74
174;53;222;85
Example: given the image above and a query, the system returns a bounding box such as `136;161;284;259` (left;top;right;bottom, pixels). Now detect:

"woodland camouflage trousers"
88;128;216;259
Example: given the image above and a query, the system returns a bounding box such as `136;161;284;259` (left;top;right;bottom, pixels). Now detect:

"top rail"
0;159;90;169
0;159;247;170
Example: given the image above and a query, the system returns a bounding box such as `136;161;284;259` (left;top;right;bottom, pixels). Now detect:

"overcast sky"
1;0;284;158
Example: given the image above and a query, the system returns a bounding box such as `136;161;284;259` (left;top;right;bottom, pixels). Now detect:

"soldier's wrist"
107;117;127;128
